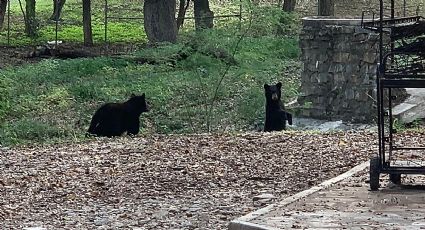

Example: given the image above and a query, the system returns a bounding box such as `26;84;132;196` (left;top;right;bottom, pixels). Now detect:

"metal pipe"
391;0;394;19
104;0;108;51
377;0;384;166
388;88;393;162
403;0;406;17
55;0;59;47
239;0;242;30
7;0;10;46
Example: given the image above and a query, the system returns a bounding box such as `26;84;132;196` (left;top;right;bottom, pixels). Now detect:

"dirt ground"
0;131;376;229
0;43;143;69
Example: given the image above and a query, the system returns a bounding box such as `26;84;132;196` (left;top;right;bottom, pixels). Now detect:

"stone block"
332;73;344;83
329;64;345;73
363;52;378;63
299;34;315;40
345;89;355;100
316;53;329;62
305;62;319;71
333;52;350;63
352;33;369;42
345;64;360;74
334;42;351;52
318;73;330;83
309;73;319;82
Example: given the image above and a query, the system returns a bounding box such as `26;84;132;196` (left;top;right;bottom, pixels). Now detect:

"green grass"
0;0;148;45
0;4;301;146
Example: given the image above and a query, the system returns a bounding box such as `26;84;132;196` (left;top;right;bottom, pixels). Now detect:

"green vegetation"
0;0;148;45
0;2;301;146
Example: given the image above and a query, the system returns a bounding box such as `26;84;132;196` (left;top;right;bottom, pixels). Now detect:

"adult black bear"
264;82;292;132
87;93;149;137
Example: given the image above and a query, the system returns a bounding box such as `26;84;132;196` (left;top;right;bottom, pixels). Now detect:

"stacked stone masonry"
297;17;380;122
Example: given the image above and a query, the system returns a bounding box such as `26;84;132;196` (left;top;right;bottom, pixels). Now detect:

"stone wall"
297;17;380;122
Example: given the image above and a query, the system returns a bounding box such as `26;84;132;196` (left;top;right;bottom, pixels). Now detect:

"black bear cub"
264;82;292;132
87;93;149;137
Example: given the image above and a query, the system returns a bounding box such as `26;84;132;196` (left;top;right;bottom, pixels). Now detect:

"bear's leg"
286;112;293;125
87;111;101;135
95;120;120;137
127;118;140;136
109;122;125;137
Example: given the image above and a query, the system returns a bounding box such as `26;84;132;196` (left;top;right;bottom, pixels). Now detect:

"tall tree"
0;0;7;30
143;0;177;43
318;0;334;16
25;0;38;37
194;0;214;30
82;0;92;46
282;0;296;12
50;0;66;21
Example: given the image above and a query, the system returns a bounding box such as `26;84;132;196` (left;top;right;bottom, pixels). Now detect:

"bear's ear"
264;84;269;90
130;93;136;98
276;82;282;89
141;93;145;98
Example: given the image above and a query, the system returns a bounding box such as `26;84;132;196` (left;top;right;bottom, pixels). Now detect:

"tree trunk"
176;0;190;30
194;0;214;30
25;0;38;38
318;0;334;16
282;0;296;12
143;0;177;43
50;0;66;21
0;0;7;30
83;0;92;46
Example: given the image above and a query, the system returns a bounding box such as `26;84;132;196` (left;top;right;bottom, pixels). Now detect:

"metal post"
55;0;59;47
7;0;10;46
390;0;394;60
377;0;384;166
391;0;394;19
388;87;393;162
104;0;108;51
403;0;406;17
379;0;383;63
239;0;242;30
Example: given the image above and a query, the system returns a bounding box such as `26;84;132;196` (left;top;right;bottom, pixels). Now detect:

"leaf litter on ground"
0;131;385;229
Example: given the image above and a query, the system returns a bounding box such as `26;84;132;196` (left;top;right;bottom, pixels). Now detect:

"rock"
188;204;202;212
168;206;179;213
153;209;169;219
253;193;276;201
94;217;109;226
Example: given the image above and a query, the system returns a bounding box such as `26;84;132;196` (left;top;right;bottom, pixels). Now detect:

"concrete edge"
228;221;282;230
228;161;369;230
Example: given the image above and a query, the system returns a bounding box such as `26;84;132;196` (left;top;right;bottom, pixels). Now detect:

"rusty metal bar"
7;0;10;45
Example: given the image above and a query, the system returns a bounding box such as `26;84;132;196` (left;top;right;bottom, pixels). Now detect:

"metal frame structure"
362;0;425;190
3;0;61;46
103;0;243;46
2;0;242;47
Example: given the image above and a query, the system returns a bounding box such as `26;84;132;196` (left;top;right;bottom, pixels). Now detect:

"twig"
206;1;254;132
177;0;191;30
17;0;27;28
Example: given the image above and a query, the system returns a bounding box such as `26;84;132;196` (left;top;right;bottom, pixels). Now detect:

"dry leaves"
0;131;379;229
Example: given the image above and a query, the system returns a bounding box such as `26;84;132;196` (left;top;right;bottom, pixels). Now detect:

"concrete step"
392;88;425;123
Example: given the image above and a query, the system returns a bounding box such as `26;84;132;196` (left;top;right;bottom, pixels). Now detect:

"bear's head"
264;82;282;102
128;93;150;113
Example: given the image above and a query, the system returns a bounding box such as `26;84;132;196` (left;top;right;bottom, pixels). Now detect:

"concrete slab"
229;162;425;230
393;88;425;123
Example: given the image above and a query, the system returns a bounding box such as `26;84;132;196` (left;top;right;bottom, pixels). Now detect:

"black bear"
87;93;149;137
264;82;292;132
